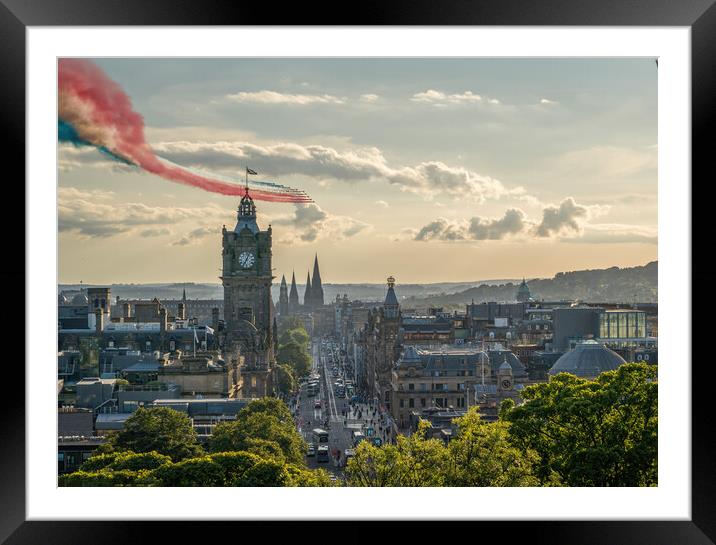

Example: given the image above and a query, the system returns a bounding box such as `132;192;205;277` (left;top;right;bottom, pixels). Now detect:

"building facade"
221;189;275;397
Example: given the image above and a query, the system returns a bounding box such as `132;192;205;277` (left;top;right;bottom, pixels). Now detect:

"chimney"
159;307;167;333
94;308;104;336
178;302;186;320
212;307;219;331
123;302;131;318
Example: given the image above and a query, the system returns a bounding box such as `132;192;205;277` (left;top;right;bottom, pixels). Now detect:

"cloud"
268;203;370;244
58;144;137;173
152;140;527;203
225;90;345;106
413;198;624;243
140;228;171;237
411;89;501;107
360;94;380;103
59;187;227;238
469;209;529;240
414;208;530;242
375;200;389;208
540;98;558;105
533;197;605;237
171;226;221;246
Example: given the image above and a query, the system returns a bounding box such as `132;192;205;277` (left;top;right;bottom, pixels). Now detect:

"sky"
58;58;657;285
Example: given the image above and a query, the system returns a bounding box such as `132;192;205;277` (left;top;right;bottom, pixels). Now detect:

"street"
293;339;392;480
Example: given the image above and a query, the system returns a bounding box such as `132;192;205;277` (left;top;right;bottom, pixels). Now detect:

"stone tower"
221;187;274;398
288;270;299;314
311;254;324;308
279;274;289;315
304;271;312;309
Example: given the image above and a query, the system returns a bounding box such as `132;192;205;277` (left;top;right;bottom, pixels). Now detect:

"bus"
306;382;319;397
352;431;366;447
316;445;329;463
312;428;329;444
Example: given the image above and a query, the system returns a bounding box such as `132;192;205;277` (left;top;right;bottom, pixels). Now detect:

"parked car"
314;400;322;409
306;443;316;457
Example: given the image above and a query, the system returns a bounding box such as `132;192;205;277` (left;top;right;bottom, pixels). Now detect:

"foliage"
346;421;448;486
276;341;311;378
60;449;330;487
79;450;171;472
277;319;312;378
112;406;204;461
274;363;297;397
502;363;658;486
58;469;157;487
207;398;305;465
444;408;544;486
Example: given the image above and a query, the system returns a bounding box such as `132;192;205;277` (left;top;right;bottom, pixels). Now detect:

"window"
457;397;465;408
409;398;415;408
408;383;415;391
400;399;404;408
420;398;426;407
420;383;427;391
458;383;465;391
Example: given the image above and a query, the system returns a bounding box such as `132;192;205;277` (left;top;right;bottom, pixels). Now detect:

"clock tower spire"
221;170;275;398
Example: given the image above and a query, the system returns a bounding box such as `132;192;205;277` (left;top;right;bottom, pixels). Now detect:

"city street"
294;339;392;480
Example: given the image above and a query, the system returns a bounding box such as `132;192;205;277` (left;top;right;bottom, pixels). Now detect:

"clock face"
238;251;255;269
501;379;512;390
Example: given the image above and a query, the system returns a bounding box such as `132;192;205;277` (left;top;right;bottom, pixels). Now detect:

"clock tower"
221;187;274;397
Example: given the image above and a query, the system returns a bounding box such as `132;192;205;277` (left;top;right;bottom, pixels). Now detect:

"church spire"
304;271;313;308
288;270;299;314
311;253;324;307
279;274;289;315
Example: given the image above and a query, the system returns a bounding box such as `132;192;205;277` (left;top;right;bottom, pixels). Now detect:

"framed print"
3;0;713;543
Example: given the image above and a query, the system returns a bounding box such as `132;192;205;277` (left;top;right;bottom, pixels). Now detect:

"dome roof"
487;349;527;378
71;292;88;305
548;340;626;378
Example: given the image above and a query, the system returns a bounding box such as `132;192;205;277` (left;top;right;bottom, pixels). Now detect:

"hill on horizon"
58;262;657;306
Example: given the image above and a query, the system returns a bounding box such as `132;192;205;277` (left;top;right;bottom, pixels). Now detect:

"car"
314;400;322;409
306;443;316;457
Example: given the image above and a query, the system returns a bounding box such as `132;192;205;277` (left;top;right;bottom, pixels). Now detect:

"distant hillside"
59;262;656;307
401;261;657;309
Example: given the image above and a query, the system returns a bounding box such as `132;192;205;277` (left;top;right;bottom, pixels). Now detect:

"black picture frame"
3;0;711;543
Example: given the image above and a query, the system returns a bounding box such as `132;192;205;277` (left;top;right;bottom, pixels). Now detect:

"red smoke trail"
58;59;312;203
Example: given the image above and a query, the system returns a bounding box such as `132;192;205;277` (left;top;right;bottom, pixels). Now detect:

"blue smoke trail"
58;119;136;166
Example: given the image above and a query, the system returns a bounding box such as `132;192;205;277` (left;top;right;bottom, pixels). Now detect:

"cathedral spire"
288;270;299;313
279;274;289;315
304;271;313;308
311;253;324;307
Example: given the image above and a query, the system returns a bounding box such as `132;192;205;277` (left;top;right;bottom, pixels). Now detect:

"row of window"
399;397;466;409
405;382;467;391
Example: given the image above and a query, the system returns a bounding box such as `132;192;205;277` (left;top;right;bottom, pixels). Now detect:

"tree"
502;363;657;486
274;363;297;397
444;407;542;487
111;406;204;462
208;412;305;465
276;340;311;378
345;421;447;486
206;399;305;465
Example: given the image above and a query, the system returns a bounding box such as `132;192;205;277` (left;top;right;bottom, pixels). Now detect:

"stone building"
220;187;276;397
390;345;484;431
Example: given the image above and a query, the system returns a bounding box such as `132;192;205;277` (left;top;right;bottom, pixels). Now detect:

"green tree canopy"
445;407;543;487
110;406;204;462
276;340;311;378
274;363;297;397
502;363;657;486
207;399;305;465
